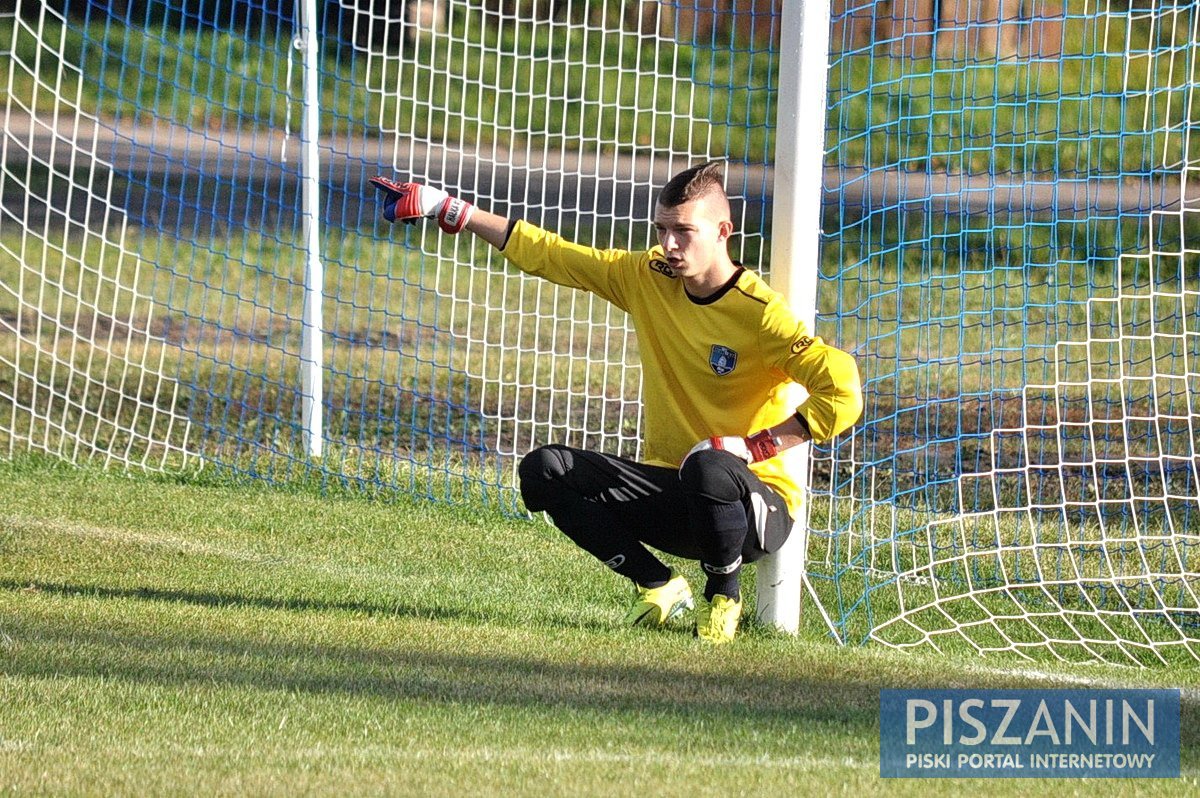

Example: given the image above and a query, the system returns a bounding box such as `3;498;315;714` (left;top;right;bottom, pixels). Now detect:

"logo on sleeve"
709;344;738;376
649;258;677;278
791;335;815;354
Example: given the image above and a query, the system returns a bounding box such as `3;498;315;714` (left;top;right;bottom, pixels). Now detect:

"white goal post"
756;0;834;634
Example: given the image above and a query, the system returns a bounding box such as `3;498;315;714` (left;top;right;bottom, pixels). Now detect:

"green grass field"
1;455;1198;796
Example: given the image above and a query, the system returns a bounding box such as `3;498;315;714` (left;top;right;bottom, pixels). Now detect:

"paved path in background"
3;110;1196;233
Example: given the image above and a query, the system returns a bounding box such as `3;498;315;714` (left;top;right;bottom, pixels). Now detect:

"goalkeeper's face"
653;194;734;280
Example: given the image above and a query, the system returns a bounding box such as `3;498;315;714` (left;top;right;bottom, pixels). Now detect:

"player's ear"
717;219;734;241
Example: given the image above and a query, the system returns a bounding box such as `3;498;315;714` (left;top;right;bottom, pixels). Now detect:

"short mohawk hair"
657;161;727;208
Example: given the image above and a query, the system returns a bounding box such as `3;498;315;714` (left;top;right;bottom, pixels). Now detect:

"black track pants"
518;444;793;594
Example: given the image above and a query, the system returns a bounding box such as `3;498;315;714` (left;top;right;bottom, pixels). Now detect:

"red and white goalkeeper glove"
683;430;779;466
369;176;474;234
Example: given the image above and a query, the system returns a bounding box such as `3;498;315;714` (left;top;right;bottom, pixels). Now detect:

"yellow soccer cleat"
625;569;694;626
695;594;743;644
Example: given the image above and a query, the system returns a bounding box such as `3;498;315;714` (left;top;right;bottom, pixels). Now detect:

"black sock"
694;499;745;602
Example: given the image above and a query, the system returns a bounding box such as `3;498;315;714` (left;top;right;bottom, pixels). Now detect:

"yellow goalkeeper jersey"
501;220;863;517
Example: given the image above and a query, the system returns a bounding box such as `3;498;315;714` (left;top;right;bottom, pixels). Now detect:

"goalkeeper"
371;162;862;643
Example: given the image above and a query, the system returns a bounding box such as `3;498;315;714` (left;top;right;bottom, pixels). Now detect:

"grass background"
5;4;1197;468
2;454;1200;795
4;6;1194;170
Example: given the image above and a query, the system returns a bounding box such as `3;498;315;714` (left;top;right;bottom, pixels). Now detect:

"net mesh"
2;0;1199;664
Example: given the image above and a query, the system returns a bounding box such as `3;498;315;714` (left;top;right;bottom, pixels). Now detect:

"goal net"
0;0;774;497
0;3;195;468
2;0;1198;664
811;0;1200;665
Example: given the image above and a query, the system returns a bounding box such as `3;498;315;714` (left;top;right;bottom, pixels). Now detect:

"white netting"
0;5;194;468
810;0;1200;665
7;0;1199;665
873;247;1200;665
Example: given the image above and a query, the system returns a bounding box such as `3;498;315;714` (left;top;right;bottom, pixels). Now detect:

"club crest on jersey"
709;344;738;376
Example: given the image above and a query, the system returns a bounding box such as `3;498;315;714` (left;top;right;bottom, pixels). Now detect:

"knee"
518;444;574;484
518;444;574;510
679;448;743;503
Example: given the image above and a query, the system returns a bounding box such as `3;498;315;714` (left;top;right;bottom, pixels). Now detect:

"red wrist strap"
438;197;473;233
744;429;777;462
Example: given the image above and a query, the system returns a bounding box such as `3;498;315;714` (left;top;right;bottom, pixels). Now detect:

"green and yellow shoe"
625;569;694;626
695;594;743;644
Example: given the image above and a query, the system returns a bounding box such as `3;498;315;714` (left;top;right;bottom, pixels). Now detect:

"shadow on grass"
5;577;1199;773
0;577;611;632
2;578;876;733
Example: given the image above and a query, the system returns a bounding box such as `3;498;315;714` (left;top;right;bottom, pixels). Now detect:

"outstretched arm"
464;208;512;250
371;175;637;307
